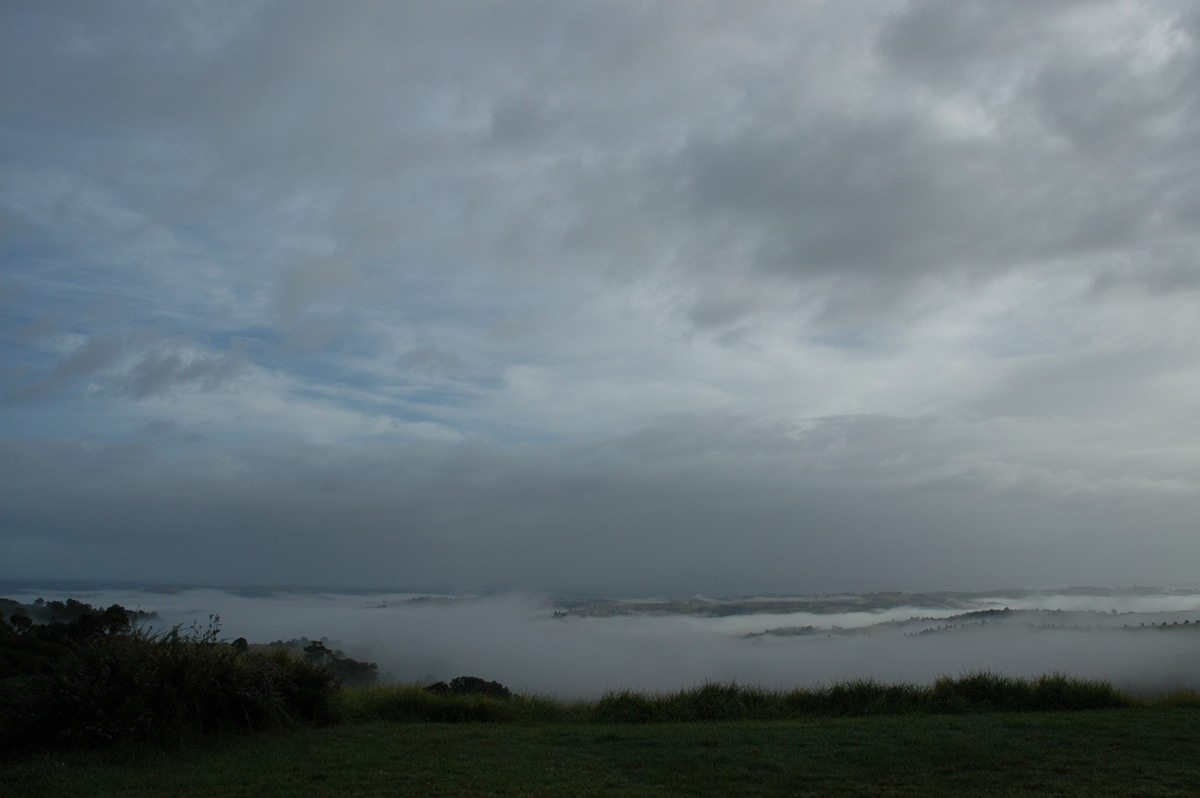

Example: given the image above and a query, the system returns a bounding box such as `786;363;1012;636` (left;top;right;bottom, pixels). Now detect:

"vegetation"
0;597;157;627
266;636;382;687
328;672;1134;726
3;596;1200;794
0;600;337;758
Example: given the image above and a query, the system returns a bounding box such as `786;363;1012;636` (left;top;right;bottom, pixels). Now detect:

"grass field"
5;707;1200;797
7;603;1198;794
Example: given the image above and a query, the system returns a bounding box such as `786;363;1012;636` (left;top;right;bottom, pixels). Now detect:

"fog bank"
6;585;1198;698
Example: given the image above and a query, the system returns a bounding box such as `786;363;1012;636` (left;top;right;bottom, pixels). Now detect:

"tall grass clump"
593;688;668;723
332;683;515;723
930;671;1130;713
586;674;1133;723
669;682;784;721
1145;689;1200;709
591;681;921;722
329;672;1139;728
812;679;928;716
0;612;338;758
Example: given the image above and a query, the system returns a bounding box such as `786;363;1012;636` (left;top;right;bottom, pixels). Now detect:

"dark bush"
425;676;512;699
0;604;338;758
301;639;380;687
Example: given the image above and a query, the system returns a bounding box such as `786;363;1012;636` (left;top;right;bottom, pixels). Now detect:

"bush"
0;612;338;758
333;683;588;724
425;676;512;699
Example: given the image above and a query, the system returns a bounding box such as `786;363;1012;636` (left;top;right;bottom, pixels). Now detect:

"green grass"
5;708;1200;797
4;675;1198;795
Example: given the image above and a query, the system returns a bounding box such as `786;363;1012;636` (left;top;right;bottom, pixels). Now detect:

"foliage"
0;602;337;758
425;675;512;699
929;671;1129;713
265;636;381;687
0;594;1180;768
332;682;579;724
332;672;1141;726
589;674;1129;723
0;597;157;628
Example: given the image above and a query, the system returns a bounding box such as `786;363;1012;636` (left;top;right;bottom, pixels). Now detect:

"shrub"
425;676;512;699
0;613;338;758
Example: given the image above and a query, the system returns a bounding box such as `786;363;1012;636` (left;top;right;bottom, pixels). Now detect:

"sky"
2;0;1199;596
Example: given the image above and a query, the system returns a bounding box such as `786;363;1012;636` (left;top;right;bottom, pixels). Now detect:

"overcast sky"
3;0;1199;595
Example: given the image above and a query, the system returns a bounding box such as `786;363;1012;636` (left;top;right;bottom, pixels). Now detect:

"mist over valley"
6;582;1197;699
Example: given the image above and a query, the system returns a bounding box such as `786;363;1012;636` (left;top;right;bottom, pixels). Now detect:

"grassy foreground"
7;604;1197;793
5;676;1200;797
5;708;1200;797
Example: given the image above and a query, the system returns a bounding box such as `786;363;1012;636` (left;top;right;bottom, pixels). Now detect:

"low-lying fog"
7;585;1200;698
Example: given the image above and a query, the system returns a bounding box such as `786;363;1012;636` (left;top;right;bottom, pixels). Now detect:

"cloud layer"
2;1;1199;593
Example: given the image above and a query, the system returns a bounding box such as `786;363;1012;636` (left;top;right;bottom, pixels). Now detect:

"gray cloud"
6;332;249;404
2;413;1197;594
397;344;467;377
661;3;1200;327
2;1;1199;595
